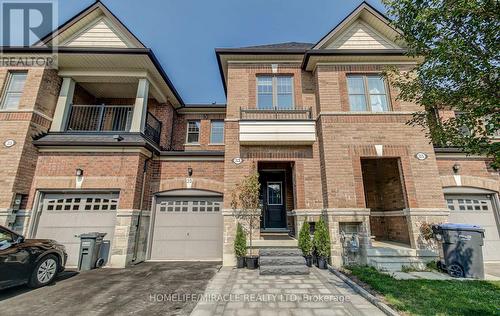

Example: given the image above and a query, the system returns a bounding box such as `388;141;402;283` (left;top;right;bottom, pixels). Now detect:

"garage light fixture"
188;168;193;177
76;168;84;177
452;163;460;174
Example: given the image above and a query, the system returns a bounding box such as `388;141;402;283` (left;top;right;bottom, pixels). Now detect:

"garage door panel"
35;194;118;267
446;194;500;262
186;241;221;259
188;227;221;240
150;195;223;261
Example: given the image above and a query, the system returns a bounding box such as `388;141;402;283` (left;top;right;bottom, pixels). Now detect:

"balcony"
240;108;312;120
239;107;316;145
65;104;162;144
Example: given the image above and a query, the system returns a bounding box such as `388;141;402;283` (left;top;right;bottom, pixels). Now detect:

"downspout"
132;154;152;262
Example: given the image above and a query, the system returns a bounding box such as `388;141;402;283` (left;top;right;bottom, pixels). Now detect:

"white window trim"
256;75;295;110
0;71;28;110
347;74;391;112
267;181;283;206
186;120;200;144
209;120;224;144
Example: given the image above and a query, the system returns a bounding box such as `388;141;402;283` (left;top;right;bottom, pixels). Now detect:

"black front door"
261;172;287;229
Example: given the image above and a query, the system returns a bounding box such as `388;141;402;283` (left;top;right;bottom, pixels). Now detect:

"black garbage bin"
76;232;107;271
432;223;485;279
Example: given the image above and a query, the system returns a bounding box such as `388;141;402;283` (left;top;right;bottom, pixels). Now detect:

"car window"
0;229;14;243
0;229;14;250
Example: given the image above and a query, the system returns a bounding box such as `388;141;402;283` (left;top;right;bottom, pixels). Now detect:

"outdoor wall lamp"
452;163;461;174
76;168;84;177
188;168;193;177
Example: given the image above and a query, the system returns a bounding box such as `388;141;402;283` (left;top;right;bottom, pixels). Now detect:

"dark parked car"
0;225;67;290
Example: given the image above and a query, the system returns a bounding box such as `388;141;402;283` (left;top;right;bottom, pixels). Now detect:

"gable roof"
313;1;404;50
36;1;145;48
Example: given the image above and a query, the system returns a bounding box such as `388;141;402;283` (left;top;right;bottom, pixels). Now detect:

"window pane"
347;76;365;94
2;94;21;109
257;94;273;109
187;133;199;143
257;76;273;109
1;72;27;109
349;95;367;111
267;183;282;205
187;121;200;143
367;77;386;94
277;94;293;109
276;76;293;109
210;121;224;144
370;95;389;112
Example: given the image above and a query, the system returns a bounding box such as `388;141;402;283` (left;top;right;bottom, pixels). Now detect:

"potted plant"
234;222;247;268
298;221;313;267
231;169;261;269
313;218;331;269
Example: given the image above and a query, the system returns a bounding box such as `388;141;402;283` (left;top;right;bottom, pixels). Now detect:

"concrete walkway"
191;267;385;316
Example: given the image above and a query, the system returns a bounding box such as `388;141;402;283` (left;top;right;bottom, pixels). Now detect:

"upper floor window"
186;120;200;144
1;72;27;110
210;120;224;144
257;75;294;110
347;75;390;112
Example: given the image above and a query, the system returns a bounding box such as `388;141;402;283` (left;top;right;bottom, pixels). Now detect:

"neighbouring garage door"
446;193;500;262
150;191;223;261
35;193;118;267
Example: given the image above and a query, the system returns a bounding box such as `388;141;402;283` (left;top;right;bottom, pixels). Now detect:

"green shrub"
298;221;313;256
234;222;247;257
313;218;331;258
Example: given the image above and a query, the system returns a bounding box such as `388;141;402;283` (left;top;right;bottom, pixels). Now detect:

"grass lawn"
346;266;500;316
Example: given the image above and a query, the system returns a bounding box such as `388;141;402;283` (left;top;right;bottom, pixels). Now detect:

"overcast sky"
49;0;385;103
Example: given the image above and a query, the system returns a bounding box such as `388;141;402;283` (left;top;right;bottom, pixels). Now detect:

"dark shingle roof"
241;42;314;49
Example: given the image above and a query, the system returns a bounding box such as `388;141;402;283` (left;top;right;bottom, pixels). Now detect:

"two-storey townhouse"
215;2;499;267
0;1;497;270
1;1;227;268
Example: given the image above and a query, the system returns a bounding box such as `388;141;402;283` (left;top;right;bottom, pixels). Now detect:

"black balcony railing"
66;104;162;145
240;107;312;120
144;112;162;144
66;104;133;132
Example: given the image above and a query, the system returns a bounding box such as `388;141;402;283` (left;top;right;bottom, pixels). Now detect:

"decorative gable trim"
313;2;404;50
35;1;144;48
327;20;401;49
62;16;131;48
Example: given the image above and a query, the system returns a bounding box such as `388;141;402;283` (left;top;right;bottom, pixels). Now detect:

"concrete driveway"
0;262;220;316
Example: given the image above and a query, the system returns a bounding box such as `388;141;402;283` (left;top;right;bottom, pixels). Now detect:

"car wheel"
28;254;59;288
447;263;464;278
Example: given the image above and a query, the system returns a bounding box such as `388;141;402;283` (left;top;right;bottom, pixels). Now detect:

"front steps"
367;242;439;272
259;248;310;275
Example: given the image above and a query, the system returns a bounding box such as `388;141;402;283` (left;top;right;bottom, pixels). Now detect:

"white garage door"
35;193;118;267
150;192;223;261
446;194;500;262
